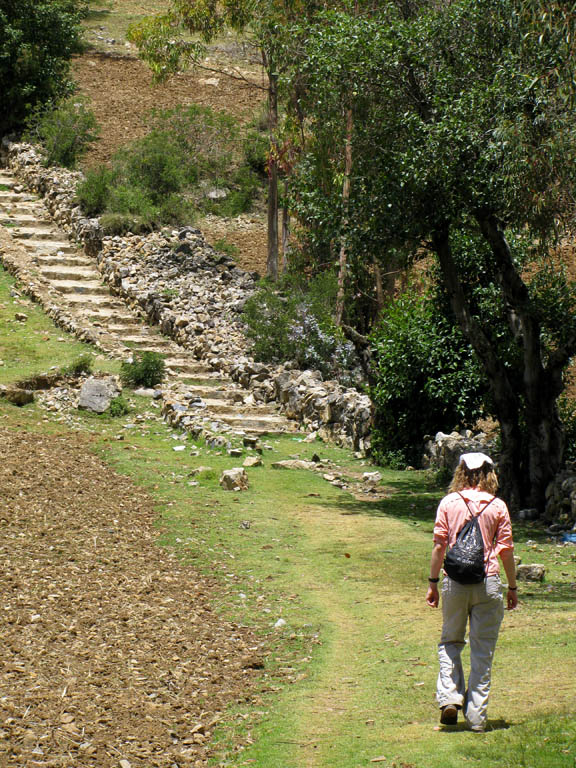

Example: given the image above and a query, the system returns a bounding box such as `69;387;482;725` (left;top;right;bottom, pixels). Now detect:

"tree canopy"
286;0;576;511
0;0;86;136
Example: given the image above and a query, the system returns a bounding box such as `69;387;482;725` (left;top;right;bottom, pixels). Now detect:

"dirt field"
0;424;264;768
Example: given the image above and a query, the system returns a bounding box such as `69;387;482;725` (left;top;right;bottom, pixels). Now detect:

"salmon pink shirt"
433;489;514;576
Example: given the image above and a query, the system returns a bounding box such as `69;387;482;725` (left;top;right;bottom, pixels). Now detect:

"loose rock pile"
544;466;576;529
1;139;373;451
422;429;497;472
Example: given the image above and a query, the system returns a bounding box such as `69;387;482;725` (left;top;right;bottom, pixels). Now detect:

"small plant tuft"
120;351;166;388
63;353;94;377
213;238;239;258
108;395;131;417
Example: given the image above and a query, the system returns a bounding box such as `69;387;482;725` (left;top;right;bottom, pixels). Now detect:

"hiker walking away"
426;452;518;732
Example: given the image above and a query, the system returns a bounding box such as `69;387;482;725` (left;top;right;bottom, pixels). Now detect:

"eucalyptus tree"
290;0;576;511
128;0;323;281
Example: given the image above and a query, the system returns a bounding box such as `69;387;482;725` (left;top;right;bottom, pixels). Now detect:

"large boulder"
219;468;249;491
516;564;546;582
78;377;121;414
3;388;34;406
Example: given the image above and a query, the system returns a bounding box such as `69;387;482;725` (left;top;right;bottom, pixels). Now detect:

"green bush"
149;104;239;179
120;351;166;388
213;238;239;258
63;352;93;377
74;103;265;231
369;289;488;466
109;395;131;417
243;271;357;380
120;132;190;203
243;128;269;176
76;166;116;216
99;212;153;236
24;96;99;169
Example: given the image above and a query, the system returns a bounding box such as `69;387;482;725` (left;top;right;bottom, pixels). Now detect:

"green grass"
0;265;574;768
0;266;121;385
97;430;576;768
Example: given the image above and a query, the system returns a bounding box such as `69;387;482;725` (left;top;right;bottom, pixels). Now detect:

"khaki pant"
437;575;504;731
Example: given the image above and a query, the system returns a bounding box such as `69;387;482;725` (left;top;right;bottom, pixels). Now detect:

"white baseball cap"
459;452;493;470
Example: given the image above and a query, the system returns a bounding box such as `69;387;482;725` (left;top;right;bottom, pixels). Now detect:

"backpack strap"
457;492;496;519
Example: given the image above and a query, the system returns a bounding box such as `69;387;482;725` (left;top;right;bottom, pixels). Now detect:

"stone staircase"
0;169;295;437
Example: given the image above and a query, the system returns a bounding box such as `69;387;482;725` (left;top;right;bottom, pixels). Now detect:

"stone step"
0;191;35;202
13;226;64;240
105;323;150;334
35;254;93;267
0;203;46;217
121;333;173;345
51;280;110;295
65;294;129;309
2;213;48;225
0;177;17;188
174;373;228;384
40;265;100;281
80;310;140;324
209;413;290;432
22;240;77;254
180;385;240;401
164;358;218;374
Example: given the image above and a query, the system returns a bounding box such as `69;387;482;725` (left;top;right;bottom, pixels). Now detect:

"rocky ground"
0;424;265;768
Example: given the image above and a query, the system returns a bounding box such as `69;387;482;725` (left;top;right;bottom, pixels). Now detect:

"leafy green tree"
0;0;85;135
290;0;576;512
370;287;488;467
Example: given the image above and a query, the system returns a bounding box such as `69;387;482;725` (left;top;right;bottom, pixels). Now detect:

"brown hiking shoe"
440;704;458;725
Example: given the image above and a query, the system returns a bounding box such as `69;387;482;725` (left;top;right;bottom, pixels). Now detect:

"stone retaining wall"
1;139;373;450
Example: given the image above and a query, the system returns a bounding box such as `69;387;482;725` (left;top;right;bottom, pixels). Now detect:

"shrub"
24;97;99;169
149;104;239;179
120;351;166;388
120;132;190;203
369;289;488;466
63;353;93;377
99;212;153;236
243;128;269;176
243;271;357;381
108;395;130;417
157;193;195;226
74;102;265;230
76;166;116;216
213;238;239;258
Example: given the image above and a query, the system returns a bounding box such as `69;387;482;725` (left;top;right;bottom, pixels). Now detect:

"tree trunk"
477;215;566;512
335;106;354;326
281;179;290;272
432;225;525;510
373;256;385;315
267;67;279;281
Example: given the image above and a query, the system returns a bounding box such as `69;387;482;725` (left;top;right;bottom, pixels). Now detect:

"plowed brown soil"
0;425;263;767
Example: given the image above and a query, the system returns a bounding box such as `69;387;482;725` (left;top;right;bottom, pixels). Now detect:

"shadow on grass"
518;582;576;604
85;8;112;22
440;718;511;734
315;475;440;527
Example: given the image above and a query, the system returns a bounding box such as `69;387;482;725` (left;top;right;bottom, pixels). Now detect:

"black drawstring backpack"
443;493;495;584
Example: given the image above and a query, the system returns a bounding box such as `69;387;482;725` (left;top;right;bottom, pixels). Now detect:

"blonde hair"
449;464;499;495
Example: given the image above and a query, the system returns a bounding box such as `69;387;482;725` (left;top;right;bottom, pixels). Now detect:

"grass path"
0;266;575;767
